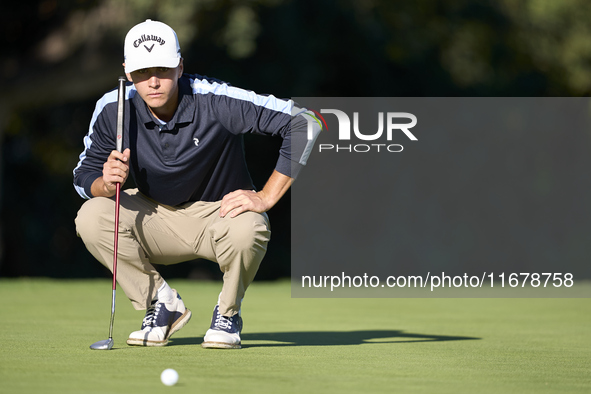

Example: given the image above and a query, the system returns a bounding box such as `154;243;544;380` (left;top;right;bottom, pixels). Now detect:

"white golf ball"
161;368;179;386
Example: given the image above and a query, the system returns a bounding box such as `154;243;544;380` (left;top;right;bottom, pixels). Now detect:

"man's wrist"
102;182;115;197
91;177;115;198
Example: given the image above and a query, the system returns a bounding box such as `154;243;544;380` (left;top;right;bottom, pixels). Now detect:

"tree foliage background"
2;0;591;279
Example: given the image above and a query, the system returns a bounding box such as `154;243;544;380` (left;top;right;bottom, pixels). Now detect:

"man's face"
125;60;184;121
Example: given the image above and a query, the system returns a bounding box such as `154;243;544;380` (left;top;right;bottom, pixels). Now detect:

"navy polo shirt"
74;74;313;206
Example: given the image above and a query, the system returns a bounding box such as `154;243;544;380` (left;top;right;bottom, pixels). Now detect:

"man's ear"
178;58;184;78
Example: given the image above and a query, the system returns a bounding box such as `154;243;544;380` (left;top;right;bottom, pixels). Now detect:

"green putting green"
1;278;589;393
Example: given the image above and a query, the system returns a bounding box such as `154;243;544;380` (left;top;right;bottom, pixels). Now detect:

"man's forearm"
258;169;294;209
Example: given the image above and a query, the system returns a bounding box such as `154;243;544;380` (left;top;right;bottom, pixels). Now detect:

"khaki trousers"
75;188;271;317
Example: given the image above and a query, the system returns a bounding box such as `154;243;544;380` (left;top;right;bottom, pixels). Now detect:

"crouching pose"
73;20;320;348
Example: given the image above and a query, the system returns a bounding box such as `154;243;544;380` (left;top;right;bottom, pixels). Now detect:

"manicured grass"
0;278;590;393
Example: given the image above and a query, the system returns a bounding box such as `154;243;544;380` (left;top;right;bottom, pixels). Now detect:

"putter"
90;76;126;350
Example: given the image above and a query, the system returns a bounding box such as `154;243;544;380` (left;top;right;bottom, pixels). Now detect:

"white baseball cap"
124;19;181;73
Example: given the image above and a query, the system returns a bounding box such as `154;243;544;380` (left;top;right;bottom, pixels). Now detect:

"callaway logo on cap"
124;19;181;73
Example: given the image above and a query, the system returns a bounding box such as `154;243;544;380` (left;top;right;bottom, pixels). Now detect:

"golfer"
74;20;320;349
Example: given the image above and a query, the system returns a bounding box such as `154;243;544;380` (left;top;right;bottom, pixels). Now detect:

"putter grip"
116;77;126;153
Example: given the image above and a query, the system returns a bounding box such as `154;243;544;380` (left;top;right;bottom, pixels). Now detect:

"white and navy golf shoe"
127;289;192;347
201;305;243;349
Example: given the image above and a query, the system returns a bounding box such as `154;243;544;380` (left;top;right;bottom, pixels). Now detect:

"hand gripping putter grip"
90;77;126;350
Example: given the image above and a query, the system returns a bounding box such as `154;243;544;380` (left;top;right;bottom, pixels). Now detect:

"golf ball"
161;368;179;386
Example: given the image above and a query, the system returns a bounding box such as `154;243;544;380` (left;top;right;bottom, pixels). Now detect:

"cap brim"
125;57;180;74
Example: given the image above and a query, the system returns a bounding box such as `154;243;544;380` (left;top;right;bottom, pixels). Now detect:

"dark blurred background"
2;0;591;280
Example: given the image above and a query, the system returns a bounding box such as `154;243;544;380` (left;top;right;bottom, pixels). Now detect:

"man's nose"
148;74;160;88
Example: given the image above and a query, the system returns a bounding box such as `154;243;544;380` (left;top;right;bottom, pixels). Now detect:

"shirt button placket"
159;126;171;159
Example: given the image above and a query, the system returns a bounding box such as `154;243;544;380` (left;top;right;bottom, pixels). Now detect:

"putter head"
90;338;114;350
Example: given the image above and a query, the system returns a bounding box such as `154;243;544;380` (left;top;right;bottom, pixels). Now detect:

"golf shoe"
201;305;242;349
127;289;191;346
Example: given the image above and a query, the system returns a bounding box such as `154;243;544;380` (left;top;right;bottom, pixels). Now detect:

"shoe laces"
142;300;162;328
214;310;233;330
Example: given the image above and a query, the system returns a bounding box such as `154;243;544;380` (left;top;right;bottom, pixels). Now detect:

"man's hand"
91;149;130;197
220;190;271;218
220;170;294;218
